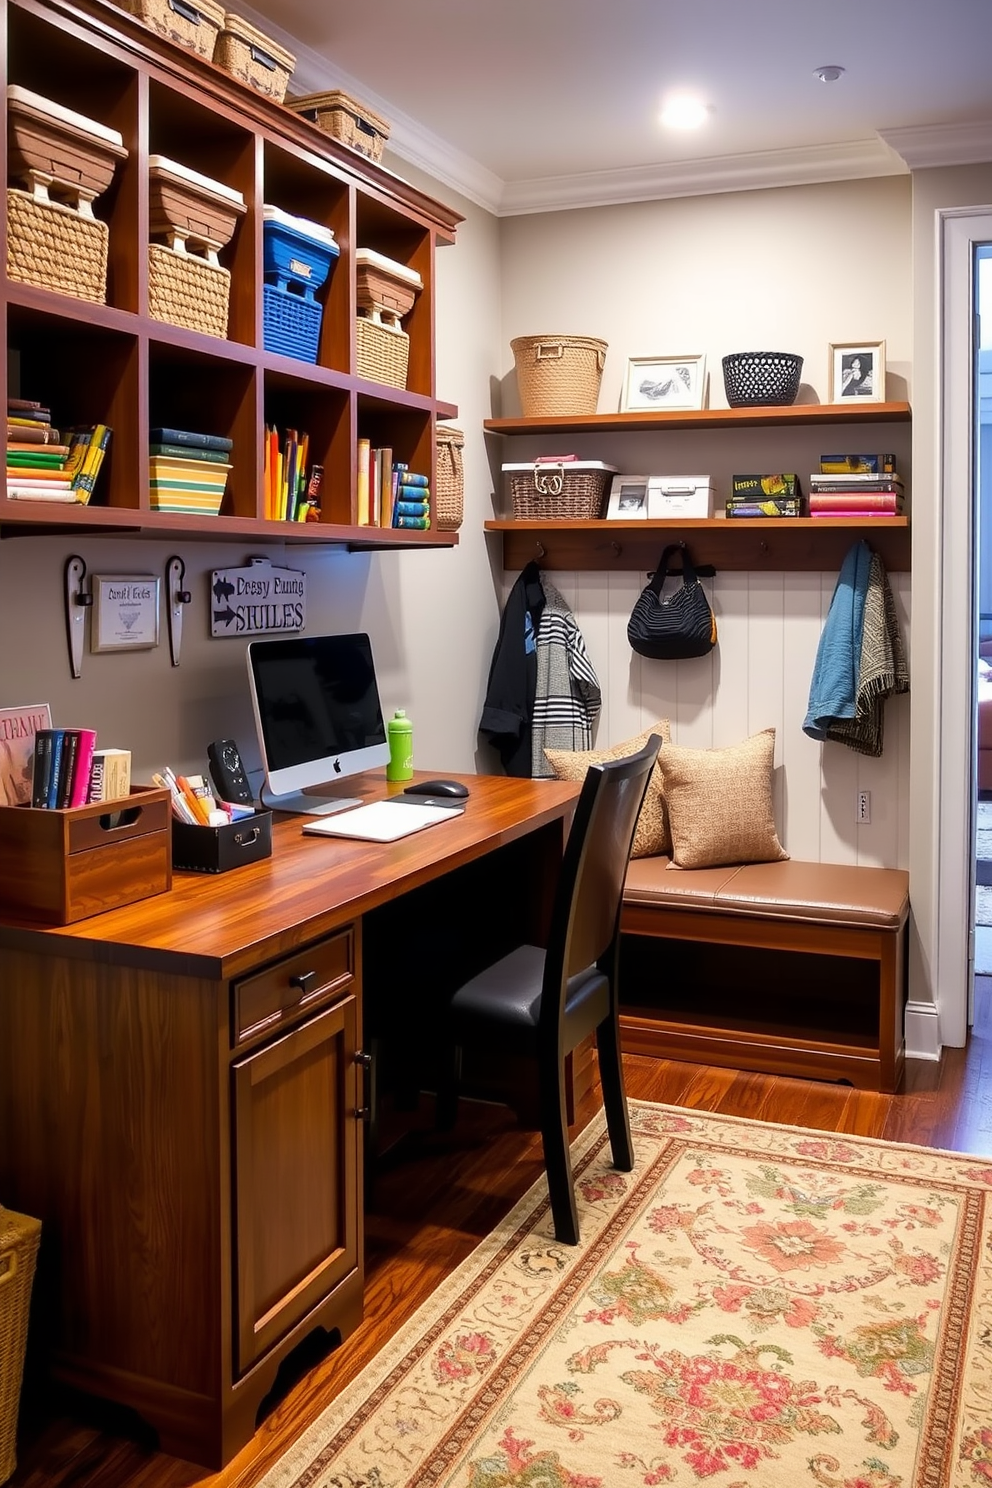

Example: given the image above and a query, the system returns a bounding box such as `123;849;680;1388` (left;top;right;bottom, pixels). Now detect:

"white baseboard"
904;1001;941;1062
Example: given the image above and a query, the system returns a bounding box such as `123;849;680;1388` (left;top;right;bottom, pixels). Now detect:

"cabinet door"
232;993;361;1375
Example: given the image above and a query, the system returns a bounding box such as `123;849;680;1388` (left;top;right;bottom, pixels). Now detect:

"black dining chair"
438;735;661;1244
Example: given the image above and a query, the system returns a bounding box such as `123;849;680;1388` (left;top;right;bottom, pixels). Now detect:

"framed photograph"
829;340;886;403
621;354;706;413
606;474;650;519
91;574;161;653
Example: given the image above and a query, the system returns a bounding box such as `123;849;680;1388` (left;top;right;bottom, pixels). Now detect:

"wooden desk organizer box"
0;786;172;924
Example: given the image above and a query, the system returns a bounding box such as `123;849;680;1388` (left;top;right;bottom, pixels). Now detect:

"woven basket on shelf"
7;189;108;303
213;13;295;102
508;462;614;521
356;315;408;389
148;243;230;337
286;90;390;164
722;351;803;408
0;1206;42;1485
117;0;224;57
510;334;608;417
435;425;464;530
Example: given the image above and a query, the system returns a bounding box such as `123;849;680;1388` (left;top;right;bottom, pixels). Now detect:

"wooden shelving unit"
1;0;463;549
484;401;912;572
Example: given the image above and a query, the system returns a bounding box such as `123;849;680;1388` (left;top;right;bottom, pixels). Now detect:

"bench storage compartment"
620;858;909;1091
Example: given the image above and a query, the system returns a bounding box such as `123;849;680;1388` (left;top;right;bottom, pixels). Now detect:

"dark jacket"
479;561;545;775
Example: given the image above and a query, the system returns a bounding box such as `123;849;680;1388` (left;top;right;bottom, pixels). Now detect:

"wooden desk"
0;772;577;1468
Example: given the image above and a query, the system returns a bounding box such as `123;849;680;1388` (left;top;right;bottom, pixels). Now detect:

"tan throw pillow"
657;727;789;870
544;720;671;858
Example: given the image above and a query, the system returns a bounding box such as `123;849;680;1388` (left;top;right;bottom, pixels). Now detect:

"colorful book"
809;509;903;519
394;499;430;518
357;438;371;525
149;442;231;463
725;500;803;518
819;453;897;474
69;728;98;808
88;748;131;803
392;513;431;529
395;470;430;487
808;492;904;513
55;729;81;810
6;487;80;502
66;425;112;501
5;472;73;486
6;423;62;443
45;729;66;810
808;472;904;490
148;427;233;452
0;703;53;807
6;442;70;458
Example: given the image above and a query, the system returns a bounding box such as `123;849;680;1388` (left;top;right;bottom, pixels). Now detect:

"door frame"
936;206;989;1047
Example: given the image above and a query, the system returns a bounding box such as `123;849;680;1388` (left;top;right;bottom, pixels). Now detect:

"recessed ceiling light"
814;64;846;83
659;95;711;131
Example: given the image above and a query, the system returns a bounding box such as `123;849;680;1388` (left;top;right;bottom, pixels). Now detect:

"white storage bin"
647;475;713;519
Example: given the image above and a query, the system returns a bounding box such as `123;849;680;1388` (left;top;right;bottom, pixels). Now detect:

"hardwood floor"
9;982;991;1488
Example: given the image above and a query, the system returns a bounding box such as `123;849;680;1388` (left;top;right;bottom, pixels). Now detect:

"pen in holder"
172;807;272;873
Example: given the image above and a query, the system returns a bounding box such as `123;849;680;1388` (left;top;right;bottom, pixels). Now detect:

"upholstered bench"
619;858;910;1092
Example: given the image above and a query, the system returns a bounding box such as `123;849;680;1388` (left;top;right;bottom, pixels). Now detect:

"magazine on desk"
301;798;464;842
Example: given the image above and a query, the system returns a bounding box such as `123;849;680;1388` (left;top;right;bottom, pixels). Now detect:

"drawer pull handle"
289;970;317;995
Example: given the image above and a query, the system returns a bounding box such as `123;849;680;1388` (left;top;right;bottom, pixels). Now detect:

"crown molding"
879;120;992;170
497;137;908;216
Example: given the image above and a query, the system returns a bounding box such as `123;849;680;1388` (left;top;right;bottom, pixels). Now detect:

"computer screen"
246;632;389;814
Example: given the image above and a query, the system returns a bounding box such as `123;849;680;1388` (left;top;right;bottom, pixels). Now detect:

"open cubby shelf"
1;0;462;549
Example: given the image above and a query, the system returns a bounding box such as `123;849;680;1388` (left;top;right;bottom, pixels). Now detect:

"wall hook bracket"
64;554;91;679
166;555;192;667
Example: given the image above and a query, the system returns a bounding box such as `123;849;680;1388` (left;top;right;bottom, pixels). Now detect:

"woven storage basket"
505;460;616;520
510;334;608;417
148;243;230;337
213;13;295;102
7;189;108;303
0;1206;42;1485
722;351;803;407
286;90;390;164
435;425;464;531
356;315;409;389
117;0;224;57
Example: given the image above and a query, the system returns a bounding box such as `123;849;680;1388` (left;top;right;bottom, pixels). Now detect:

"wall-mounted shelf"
484;516;911;573
0;0;463;549
484;401;912;571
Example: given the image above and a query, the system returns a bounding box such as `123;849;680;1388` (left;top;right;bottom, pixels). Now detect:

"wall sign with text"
210;558;307;637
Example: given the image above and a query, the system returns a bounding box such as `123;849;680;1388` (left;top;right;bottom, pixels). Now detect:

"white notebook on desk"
301;799;464;843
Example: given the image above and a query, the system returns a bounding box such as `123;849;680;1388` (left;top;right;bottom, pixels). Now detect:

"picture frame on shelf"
606;475;650;519
829;341;886;403
621;354;706;413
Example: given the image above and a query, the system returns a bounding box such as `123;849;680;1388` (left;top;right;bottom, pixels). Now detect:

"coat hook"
611;541;622;557
166;555;192;667
64;554;91;679
534;541;546;560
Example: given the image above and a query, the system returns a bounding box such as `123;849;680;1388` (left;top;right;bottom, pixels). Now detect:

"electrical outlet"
857;790;871;824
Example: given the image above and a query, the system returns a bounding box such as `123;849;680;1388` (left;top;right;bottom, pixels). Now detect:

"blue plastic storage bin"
262;206;338;298
263;281;324;363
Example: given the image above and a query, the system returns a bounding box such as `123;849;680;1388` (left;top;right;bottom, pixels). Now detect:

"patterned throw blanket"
803;539;909;757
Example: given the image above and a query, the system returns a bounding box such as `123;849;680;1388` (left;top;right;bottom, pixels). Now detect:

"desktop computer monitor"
247;631;389;814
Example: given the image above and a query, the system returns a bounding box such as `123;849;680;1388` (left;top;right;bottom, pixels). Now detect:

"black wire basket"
722;351;803;407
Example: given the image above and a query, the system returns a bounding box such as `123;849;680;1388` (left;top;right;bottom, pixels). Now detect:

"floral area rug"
260;1101;992;1488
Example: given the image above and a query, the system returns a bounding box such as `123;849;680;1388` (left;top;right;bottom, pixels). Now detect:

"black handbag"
627;543;717;659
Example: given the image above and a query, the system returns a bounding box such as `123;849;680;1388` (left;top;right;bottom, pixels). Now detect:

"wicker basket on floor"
0;1206;42;1485
117;0;224;57
356;314;408;389
435;424;464;530
510;333;608;417
148;243;230;337
7;189;108;303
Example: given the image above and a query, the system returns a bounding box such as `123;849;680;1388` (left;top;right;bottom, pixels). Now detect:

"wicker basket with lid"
213;13;295;102
286;90;391;163
0;1205;42;1484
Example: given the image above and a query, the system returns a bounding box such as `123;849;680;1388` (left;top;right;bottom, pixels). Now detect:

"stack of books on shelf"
355;442;432;529
392;466;431;529
264;426;320;521
6;400;112;504
31;727;131;810
725;473;803;519
149;426;232;515
808;453;905;518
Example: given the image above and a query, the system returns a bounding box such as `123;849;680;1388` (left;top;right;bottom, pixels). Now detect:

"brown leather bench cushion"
623;857;909;931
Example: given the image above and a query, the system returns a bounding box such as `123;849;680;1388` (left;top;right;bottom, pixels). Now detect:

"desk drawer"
233;929;354;1046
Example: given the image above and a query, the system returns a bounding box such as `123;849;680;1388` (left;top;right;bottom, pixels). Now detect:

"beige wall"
494;177;914;870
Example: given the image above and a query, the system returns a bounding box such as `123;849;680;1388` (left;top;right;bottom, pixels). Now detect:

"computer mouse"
403;778;470;799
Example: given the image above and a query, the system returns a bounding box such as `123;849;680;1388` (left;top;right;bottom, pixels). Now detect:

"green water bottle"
386;709;414;781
